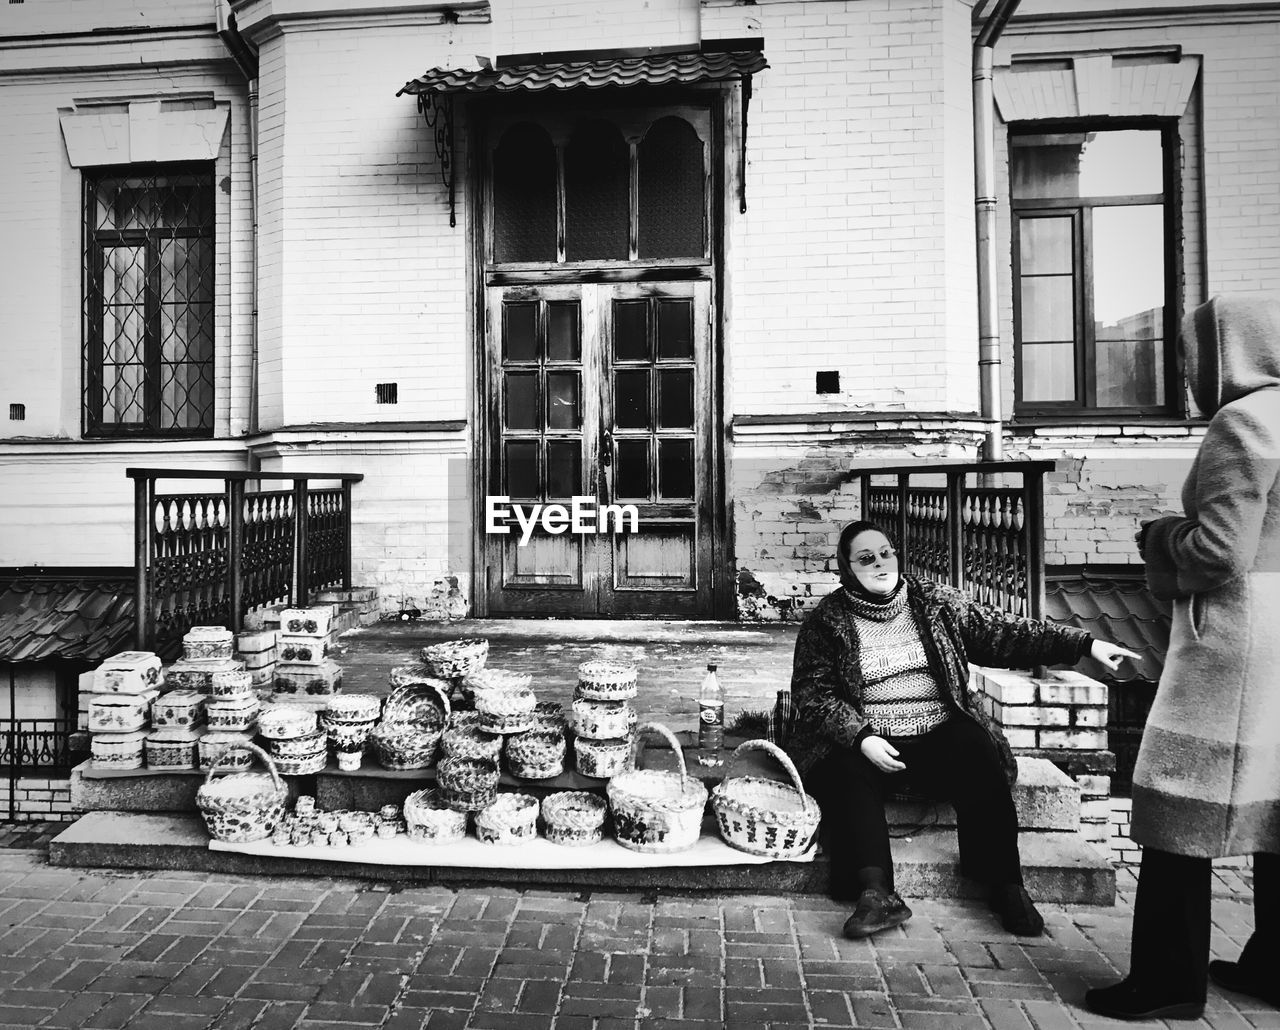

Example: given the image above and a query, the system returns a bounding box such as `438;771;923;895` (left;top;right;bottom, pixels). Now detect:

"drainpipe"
973;0;1021;462
216;3;260;438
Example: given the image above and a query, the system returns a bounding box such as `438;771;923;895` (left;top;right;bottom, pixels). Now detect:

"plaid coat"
784;576;1092;785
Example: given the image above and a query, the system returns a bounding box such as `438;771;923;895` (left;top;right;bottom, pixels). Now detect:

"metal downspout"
973;0;1022;462
216;7;260;437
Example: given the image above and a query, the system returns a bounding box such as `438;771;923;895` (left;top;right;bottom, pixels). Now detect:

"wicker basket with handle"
606;722;708;854
195;741;289;843
711;739;820;859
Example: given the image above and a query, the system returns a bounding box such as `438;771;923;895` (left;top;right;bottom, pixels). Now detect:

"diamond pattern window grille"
84;165;215;437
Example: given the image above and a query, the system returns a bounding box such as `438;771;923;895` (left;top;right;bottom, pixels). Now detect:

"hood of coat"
1181;295;1280;416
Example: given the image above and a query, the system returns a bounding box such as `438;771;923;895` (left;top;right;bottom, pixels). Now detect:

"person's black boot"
1084;979;1205;1020
1209;959;1280;1008
989;884;1045;937
842;887;912;939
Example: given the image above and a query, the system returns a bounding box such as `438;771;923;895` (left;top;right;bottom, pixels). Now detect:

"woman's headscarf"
835;520;903;602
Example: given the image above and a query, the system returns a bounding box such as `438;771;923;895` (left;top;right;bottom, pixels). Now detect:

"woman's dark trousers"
810;717;1022;898
1128;847;1279;999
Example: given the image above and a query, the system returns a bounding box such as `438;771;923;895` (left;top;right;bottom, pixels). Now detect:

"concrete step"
70;756;1079;832
48;811;1114;904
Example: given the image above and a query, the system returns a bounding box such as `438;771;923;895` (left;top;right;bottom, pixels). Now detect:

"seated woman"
785;520;1137;939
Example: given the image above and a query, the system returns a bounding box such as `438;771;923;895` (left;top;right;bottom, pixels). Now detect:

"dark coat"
1131;295;1280;858
784;576;1092;785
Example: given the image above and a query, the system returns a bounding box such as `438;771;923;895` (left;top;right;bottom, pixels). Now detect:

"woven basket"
576;661;639;701
574;735;632;779
571;698;637;740
711;739;820;859
475;686;536;735
421;638;489;681
542;791;608;846
436;756;500;812
442;723;503;762
371;680;450;770
385;681;451;729
607;722;708;854
464;668;532;696
403;788;468;843
532;701;566;731
324;694;382;724
388;664;437;689
504;729;566;780
474;792;539;845
195;742;288;843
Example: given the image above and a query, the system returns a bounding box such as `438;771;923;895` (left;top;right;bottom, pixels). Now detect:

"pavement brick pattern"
0;851;1267;1030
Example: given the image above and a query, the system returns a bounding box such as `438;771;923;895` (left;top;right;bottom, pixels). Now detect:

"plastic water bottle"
697;663;724;768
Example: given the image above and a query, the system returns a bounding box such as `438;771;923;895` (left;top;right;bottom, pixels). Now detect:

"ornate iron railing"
852;460;1052;622
0;718;75;771
129;469;363;654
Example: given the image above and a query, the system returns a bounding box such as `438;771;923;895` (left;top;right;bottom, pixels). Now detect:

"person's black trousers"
808;716;1022;897
1129;847;1279;999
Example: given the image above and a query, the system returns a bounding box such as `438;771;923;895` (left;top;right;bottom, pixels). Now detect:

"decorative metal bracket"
418;91;456;228
739;73;753;214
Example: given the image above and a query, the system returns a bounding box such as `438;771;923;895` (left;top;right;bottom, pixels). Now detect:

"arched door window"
638;116;705;259
493;122;557;263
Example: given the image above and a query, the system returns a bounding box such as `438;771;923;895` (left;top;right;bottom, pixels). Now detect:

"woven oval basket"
474;792;539;845
475;686;537;735
464;668;533;695
607;722;708;854
403;788;468;843
437;756;500;812
195;742;288;843
574;735;632;779
504;728;566;780
575;661;639;701
711;739;820;859
542;791;608;846
421;638;489;681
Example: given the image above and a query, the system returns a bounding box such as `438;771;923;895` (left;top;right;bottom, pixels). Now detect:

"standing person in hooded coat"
1087;295;1280;1021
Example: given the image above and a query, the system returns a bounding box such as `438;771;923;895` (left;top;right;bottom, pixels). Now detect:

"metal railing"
848;460;1053;622
128;468;364;654
1;717;76;821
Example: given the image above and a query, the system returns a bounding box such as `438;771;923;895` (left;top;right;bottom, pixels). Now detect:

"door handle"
601;429;613;467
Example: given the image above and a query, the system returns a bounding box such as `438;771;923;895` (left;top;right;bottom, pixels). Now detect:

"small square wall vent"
815;371;840;394
9;403;25;420
375;383;398;405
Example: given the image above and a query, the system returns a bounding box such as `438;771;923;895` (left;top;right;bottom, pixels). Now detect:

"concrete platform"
49;810;1114;904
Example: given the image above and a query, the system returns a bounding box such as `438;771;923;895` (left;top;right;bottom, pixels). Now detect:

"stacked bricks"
973;666;1112;847
314;587;381;630
9;776;73;821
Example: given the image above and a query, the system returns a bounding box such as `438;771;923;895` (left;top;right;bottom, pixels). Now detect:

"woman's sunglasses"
853;547;897;567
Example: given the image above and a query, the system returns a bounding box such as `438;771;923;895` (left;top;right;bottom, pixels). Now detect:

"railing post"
896;473;909;562
133;474;151;651
947;470;964;590
342;478;354;591
1025;467;1046;624
228;479;245;634
293;478;310;606
858;472;869;524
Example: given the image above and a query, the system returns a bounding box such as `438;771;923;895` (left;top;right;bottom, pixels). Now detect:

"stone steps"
48;811;1114;904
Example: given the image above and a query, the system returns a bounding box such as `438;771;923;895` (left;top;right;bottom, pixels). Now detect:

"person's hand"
860;735;906;773
1090;640;1141;672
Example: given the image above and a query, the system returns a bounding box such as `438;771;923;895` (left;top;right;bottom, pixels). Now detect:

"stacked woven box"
570;661;638;779
146;688;207;770
234;629;277;694
272;607;343;701
257;705;326;775
86;651;162;770
164;626;245;694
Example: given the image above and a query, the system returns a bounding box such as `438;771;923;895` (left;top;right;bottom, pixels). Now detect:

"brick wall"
1108;798;1254;869
9;778;75;822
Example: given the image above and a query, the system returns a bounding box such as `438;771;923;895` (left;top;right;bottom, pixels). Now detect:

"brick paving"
0;851;1267;1030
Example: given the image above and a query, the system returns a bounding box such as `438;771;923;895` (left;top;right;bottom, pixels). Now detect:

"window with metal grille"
84;165;215;437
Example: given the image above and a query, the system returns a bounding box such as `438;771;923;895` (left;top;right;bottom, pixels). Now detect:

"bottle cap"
707;663;717;672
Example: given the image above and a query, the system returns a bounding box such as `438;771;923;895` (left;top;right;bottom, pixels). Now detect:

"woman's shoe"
1084;979;1205;1021
1209;959;1280;1007
989;884;1045;937
842;887;912;939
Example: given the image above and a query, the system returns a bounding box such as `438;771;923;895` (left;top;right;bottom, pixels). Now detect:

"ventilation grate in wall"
815;371;840;394
375;383;398;405
9;404;25;420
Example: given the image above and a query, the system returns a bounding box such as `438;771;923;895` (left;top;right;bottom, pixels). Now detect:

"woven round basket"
195;742;288;843
574;735;632;779
711;739;820;859
403;788;468;843
324;694;382;724
441;723;503;762
436;756;500;812
385;680;452;729
475;686;537;735
531;701;565;731
421;638;489;681
464;668;532;696
474;792;539;845
607;722;709;854
576;661;639;701
370;680;450;770
571;698;637;740
542;791;608;847
389;664;437;689
504;729;566;780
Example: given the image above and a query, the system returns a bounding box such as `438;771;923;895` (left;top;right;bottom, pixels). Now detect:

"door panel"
483;281;712;616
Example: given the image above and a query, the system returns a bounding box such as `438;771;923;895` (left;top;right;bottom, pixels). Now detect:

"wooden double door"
482;280;716;616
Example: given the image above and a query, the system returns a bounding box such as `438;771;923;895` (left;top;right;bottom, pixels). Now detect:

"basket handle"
723;738;816;817
203;741;284;793
385;678;452;725
630;721;689;787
